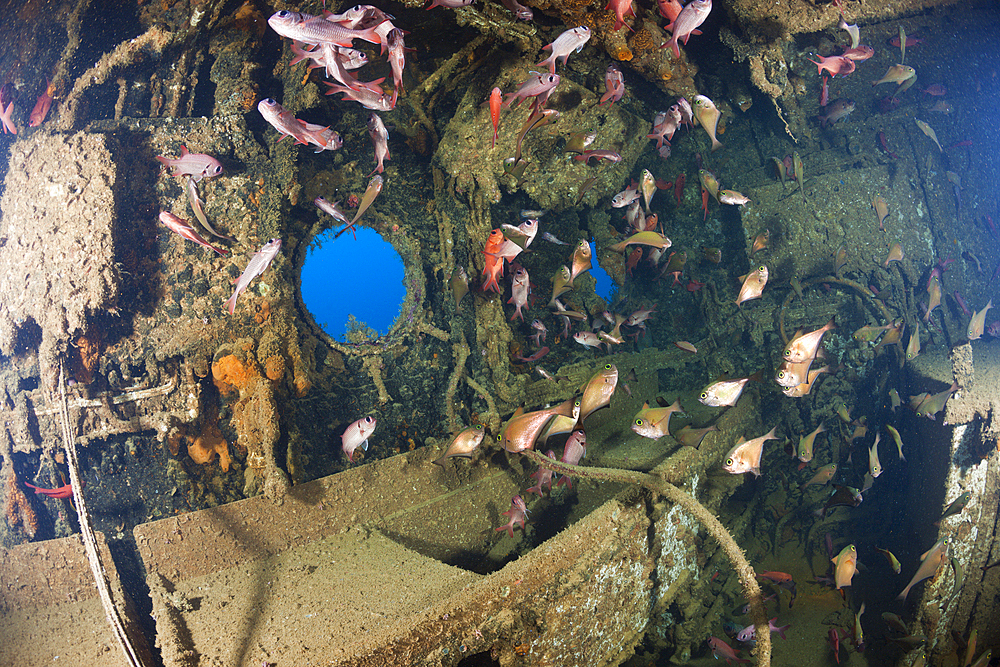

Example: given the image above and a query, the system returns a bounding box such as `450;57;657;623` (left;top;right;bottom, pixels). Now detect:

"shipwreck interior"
0;0;998;665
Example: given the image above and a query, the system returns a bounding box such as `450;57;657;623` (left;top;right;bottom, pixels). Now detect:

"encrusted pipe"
521;450;772;667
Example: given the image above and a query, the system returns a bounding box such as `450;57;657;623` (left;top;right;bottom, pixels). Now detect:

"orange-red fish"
489;86;501;148
482;229;505;293
29;79;56;127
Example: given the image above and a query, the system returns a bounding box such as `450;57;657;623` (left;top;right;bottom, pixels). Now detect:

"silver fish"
225;239;282;314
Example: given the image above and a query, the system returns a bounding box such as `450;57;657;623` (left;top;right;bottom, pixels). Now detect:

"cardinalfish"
751;229;769;255
736;265;768;307
915;119;943;152
433;424;486;466
569;240;592;286
722;426;779;476
699;373;758;407
631;400;683;440
350;174;383;225
897;537;950;600
885;243;904;267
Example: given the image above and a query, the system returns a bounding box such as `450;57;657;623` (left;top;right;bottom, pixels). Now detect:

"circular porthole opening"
301;227;406;341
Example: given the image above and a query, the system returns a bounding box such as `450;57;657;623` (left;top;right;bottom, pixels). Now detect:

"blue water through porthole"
589;242;615;302
301;227;406;340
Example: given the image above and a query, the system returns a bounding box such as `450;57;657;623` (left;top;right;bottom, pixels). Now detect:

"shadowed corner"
301;226;406;341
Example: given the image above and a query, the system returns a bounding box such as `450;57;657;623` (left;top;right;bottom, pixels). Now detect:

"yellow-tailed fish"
675;424;718;448
832;544;858;589
608;231;672;253
693;95;723;151
640;169;657;211
735;265;768;307
882;612;908;634
897;67;918;95
936;490;971;524
874;321;904;351
564;130;596;154
350;174;383;225
950;557;964;598
515;107;559;162
968;299;992;340
836;404;851;422
885;424;906;461
915;119;943;152
877;547;902;574
885;243;904;267
722;426;779;476
703;246;722;263
897;537;951;600
782;365;830;398
538;398;581;444
899;25;906;63
433;424;486;466
872;64;916;87
751;229;770;255
793;152;806;204
699;374;756;407
549;265;573;306
772;156;787;184
971;650;991;667
499;402;577;453
186;176;234;241
569;240;592;286
854;323;893;342
579;363;618;422
854;603;865;650
783;317;836;363
850;417;868;442
800;462;837;489
869;432;883;478
834;243;848;275
631;400;683;440
914;381;958;419
790;276;804;301
905;322;920;360
698;169;721;202
797;423;826;463
964;629;977;667
451;266;469;310
889;387;901;411
871;193;889;230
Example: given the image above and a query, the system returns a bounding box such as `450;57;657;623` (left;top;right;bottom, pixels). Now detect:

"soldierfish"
496;495;529;538
708;637;751;665
367;112;391;175
599;64;626;105
324;81;397;111
225;239;282;314
433;424;486;466
507;266;531;321
897;537;951;600
488;86;502;147
662;0;711;59
158;211;229;255
808;54;855;77
342;415;377;462
722;426;779;476
537;26;592;73
736;617;790;642
555;430;588;488
29;79;55;127
267;10;385;48
155;146;224;182
0;83;16;135
526;450;557;496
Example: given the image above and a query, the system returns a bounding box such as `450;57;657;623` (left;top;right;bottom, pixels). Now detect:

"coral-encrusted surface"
0;132;121;379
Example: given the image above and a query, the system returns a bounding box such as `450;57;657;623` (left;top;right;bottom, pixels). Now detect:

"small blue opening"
301;227;406;340
589;242;615;301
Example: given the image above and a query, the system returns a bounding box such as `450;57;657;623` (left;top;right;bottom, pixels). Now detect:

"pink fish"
526;450;557;496
158;212;228;255
818;98;855;127
841;45;874;61
516;346;549;363
367;112;390;175
647;105;682;148
386;28;410;94
425;0;474;8
573;149;621;164
537;27;591;73
257;98;339;151
555;430;587;488
573;331;603;349
736;617;791;642
708;637;751;665
661;0;712;59
502;72;560;111
0;83;16;135
29;79;55;127
507;266;531;321
808;54;855;77
923;84;947;96
315;197;356;240
657;0;683;21
342;415;377;462
496;495;529;537
820;75;829;106
599;64;625;105
324;81;397;111
500;0;533;19
225;239;282;314
267;10;385;48
604;0;636;31
155;146;223;182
